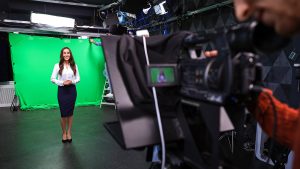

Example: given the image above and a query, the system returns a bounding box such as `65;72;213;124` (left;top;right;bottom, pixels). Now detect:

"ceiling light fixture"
31;12;75;28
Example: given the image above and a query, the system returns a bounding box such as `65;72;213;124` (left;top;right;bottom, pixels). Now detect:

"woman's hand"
63;80;72;86
262;88;273;95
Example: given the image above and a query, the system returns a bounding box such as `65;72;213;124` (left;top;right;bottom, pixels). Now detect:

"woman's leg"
61;117;67;141
67;115;73;140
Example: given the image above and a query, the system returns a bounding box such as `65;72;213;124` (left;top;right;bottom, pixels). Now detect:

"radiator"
0;82;16;107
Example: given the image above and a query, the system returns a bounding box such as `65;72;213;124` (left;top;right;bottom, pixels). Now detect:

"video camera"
148;22;289;104
101;21;289;169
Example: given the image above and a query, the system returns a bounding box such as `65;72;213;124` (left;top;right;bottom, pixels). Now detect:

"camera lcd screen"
147;64;178;87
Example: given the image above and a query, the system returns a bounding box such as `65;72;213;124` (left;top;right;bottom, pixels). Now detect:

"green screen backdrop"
9;33;106;110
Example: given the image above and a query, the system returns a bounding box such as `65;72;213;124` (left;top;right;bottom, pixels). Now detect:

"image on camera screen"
147;64;178;87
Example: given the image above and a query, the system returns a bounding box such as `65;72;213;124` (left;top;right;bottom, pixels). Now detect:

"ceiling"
58;0;116;5
0;0;149;36
0;0;115;24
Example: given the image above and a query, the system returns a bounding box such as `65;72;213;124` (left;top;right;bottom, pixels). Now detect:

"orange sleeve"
248;91;299;148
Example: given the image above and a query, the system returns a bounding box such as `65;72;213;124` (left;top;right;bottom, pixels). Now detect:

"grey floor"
0;105;276;169
0;106;150;169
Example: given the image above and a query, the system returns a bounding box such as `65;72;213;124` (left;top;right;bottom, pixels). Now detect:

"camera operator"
229;0;300;169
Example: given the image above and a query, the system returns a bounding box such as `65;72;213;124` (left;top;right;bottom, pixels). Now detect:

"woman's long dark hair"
58;47;77;76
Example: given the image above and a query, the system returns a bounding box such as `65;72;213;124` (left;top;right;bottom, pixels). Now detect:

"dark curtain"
0;32;13;82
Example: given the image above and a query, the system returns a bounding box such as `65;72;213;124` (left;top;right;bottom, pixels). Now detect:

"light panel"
31;12;75;28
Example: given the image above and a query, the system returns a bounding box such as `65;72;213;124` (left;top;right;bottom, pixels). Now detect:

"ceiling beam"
136;0;233;30
0;26;106;37
31;0;102;8
98;0;122;11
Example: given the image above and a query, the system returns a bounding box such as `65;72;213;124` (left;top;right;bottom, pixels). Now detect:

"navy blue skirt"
58;85;77;117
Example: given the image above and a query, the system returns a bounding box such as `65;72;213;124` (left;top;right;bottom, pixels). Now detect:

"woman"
157;70;166;83
51;47;80;143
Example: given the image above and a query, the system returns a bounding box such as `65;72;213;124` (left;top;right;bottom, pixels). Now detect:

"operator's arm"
203;50;300;148
247;90;299;148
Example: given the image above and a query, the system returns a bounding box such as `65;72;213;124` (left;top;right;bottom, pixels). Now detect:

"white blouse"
51;63;80;86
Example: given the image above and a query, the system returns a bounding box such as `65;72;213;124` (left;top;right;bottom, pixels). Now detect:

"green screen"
150;67;175;84
9;33;106;110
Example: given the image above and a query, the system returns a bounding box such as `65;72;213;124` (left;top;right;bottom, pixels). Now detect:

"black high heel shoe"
62;134;68;143
67;135;72;143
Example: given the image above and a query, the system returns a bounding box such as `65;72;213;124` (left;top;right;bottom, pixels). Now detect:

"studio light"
154;1;168;15
142;3;152;14
117;11;136;25
31;12;75;28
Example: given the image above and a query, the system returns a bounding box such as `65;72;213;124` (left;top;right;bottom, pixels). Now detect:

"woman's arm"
50;64;64;86
72;65;80;84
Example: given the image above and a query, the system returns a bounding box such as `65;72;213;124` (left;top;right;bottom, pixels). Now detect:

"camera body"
148;21;288;104
179;52;261;104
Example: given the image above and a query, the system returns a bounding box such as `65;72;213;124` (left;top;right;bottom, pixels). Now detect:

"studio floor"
0;106;149;169
0;105;275;169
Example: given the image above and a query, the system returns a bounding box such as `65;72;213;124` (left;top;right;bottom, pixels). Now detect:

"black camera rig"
101;21;289;169
149;22;289;104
